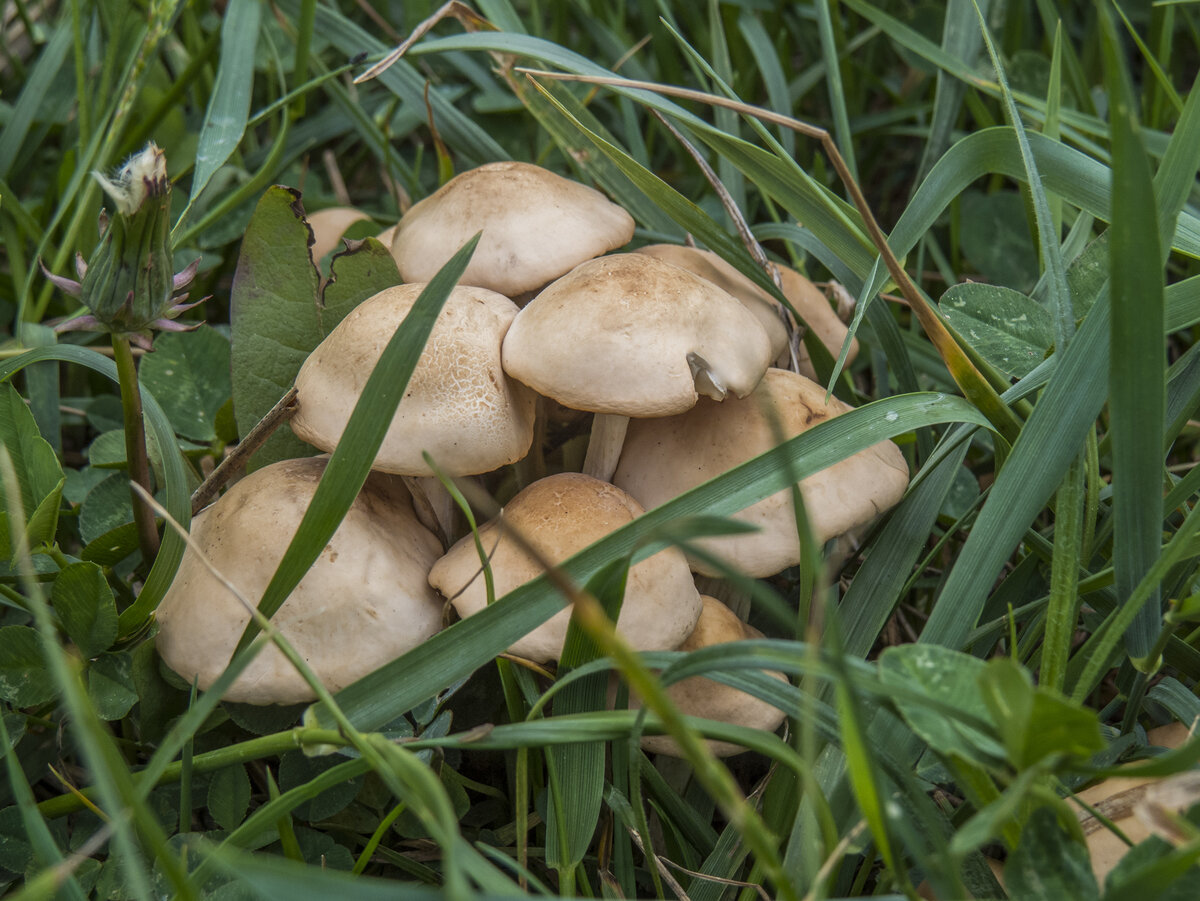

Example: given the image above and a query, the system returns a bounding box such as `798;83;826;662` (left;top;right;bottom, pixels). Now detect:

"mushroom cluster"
157;161;909;752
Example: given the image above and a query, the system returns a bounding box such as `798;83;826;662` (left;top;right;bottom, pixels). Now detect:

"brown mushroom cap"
612;368;910;577
427;473;701;663
292;283;536;476
155;458;444;705
390;161;635;297
774;263;859;378
502;253;774;417
635;244;790;360
622;595;788;757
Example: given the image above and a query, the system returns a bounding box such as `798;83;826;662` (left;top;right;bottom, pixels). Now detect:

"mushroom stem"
582;413;629;482
402;476;454;549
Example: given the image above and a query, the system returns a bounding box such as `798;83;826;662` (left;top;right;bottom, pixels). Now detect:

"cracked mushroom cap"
622;595;789;757
502;253;774;417
390;161;635;297
427;473;702;663
292;283;536;477
612;368;910;577
155;457;445;705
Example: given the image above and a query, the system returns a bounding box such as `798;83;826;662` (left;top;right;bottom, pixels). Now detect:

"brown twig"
352;1;496;85
190;387;299;515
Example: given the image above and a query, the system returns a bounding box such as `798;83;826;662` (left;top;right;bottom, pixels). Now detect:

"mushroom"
155;457;444;705
635;243;858;380
618;595;789;757
612;368;910;578
390;161;635;298
502;253;775;480
292;283;537;479
307;206;372;263
427;473;702;664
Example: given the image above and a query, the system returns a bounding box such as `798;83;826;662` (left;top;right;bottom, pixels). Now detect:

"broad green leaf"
1005;806;1099;900
878;645;1005;764
52;562;119;659
78;473;135;546
139;327;233;443
0;626;56;707
189;0;262;204
940;283;1054;379
0;382;65;551
87;653;139;721
208;764;253;832
278;752;363;823
958;191;1040;292
978;658;1104;769
230;186;325;469
320;237;402;329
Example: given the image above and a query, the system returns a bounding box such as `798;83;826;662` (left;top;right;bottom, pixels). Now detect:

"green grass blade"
1102;9;1166;657
186;0;261;206
973;3;1074;351
234;233;480;651
1041;455;1084;693
0;21;71;181
814;0;857;182
737;12;795;158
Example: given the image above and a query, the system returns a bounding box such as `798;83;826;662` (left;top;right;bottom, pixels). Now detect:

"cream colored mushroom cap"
391;161;635;297
155;458;444;705
292;283;536;476
635;244;789;360
627;595;788;757
612;368;910;577
773;263;859;378
502;254;774;417
427;473;701;663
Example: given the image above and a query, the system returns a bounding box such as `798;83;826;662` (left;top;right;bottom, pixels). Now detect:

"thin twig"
190;387;298;515
353;1;495;85
625;827;692;901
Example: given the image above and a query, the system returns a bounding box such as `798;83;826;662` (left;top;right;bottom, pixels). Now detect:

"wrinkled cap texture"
622;595;789;757
155;457;445;705
427;473;701;663
292;283;536;476
502;254;774;417
612;368;910;577
391;161;635;297
635;244;790;360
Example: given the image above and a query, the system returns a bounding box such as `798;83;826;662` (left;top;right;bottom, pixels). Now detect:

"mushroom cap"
155;457;445;705
502;254;774;417
635;244;790;360
773;263;859;378
612;368;910;577
307;207;372;262
427;473;701;663
292;283;536;476
623;595;788;757
390;161;635;297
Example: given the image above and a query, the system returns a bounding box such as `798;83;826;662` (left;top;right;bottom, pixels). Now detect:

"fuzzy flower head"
44;144;202;349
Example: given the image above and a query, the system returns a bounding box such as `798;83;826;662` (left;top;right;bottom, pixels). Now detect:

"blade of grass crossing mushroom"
310;393;991;732
1101;9;1167;658
974;1;1074;352
231;234;481;654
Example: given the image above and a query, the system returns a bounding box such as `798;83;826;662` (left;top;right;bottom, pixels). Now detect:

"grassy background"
2;0;1200;898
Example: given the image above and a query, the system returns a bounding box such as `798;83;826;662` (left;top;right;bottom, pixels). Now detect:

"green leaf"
0;383;65;552
230;186;324;469
878;645;1005;764
52;562;119;659
0;625;56;707
78;472;134;546
87;653;139;721
1006;807;1099;900
139;326;233;443
940;283;1055;379
320;237;402;329
977;658;1104;769
958;191;1041;292
189;0;262;204
277;751;364;823
208;764;253;832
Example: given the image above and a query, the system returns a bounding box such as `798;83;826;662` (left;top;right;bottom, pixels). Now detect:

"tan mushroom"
307;206;372;262
427;473;701;664
635;243;858;380
390;161;635;297
155;457;444;705
619;595;789;757
502;253;775;480
612;368;909;578
292;283;536;478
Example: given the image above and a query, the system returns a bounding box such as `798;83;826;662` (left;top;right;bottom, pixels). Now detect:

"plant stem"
112;334;160;563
